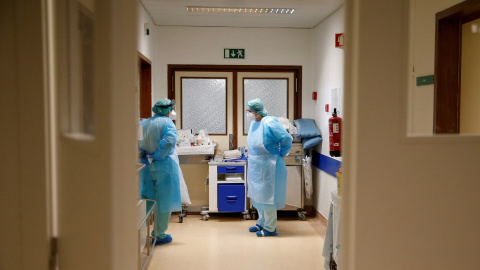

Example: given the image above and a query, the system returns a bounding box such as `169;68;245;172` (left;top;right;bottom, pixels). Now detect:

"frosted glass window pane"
182;78;226;134
244;79;288;133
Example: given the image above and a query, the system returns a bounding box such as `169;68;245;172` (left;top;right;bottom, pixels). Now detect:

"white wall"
311;5;345;218
137;0;156;118
137;1;155;61
343;0;480;268
0;1;50;268
153;26;314;117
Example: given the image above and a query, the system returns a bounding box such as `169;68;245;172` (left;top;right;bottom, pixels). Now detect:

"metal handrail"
138;199;156;270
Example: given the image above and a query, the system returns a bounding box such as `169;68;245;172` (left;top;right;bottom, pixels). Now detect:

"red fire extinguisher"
329;108;342;157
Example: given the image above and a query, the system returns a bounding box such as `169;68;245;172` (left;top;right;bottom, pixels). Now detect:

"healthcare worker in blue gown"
246;98;293;237
139;99;182;245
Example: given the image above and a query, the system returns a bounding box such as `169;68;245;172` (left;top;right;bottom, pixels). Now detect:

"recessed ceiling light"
185;6;295;14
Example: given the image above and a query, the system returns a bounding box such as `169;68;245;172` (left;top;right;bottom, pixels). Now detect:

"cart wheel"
179;216;183;223
298;212;306;221
250;212;256;220
203;215;209;221
243;214;250;220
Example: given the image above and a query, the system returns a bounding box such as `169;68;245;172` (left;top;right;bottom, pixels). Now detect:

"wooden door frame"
167;64;302;148
138;52;152;119
434;0;480;133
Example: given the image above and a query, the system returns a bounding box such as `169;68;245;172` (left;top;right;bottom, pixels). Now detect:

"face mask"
246;112;256;122
169;110;176;120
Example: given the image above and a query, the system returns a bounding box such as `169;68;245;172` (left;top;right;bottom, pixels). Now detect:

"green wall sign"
416;75;434;86
224;49;245;59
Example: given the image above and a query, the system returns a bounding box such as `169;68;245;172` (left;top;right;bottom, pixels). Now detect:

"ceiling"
140;0;344;29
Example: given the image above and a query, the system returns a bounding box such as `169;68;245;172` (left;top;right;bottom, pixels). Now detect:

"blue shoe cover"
256;229;278;237
249;224;263;232
154;234;172;245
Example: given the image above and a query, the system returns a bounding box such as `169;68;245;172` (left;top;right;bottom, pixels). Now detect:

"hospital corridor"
3;0;480;270
145;213;327;269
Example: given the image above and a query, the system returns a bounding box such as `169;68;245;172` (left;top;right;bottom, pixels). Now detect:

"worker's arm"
151;120;177;160
139;148;149;164
265;117;293;156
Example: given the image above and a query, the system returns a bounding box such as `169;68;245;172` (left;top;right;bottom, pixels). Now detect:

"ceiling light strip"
185;6;295;14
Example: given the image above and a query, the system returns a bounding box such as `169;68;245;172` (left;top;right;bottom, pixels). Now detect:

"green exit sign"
416;75;434;86
224;48;245;59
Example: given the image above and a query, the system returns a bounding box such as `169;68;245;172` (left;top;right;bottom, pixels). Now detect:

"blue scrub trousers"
147;201;172;239
155;212;172;239
253;200;277;232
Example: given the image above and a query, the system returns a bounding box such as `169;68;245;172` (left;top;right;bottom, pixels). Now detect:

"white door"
171;67;300;150
174;71;234;150
236;72;296;148
52;0;138;269
1;1;51;269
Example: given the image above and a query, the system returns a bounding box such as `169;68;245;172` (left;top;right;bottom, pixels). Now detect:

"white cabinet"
203;162;250;220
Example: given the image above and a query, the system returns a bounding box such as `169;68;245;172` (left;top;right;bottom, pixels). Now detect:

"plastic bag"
178;167;191;204
171;152;191;204
277;117;298;135
303;155;313;199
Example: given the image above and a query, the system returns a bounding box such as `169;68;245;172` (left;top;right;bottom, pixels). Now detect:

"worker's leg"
254;203;278;237
155;212;171;239
254;200;266;228
150;211;173;245
249;200;264;232
253;202;278;234
259;203;277;233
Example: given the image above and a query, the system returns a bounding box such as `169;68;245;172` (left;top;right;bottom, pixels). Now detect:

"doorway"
434;0;480;134
139;52;152;119
167;64;302;149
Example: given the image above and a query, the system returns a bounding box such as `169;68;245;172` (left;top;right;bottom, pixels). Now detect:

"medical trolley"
283;142;307;220
203;161;250;220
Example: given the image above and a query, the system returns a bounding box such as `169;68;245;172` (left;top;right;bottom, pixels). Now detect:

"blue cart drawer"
218;184;245;212
217;165;244;174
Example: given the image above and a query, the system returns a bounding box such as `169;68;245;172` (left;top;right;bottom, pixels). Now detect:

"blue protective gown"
139;115;182;214
247;116;293;210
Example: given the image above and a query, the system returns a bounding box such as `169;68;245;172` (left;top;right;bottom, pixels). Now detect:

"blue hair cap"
152;99;173;115
247;98;268;117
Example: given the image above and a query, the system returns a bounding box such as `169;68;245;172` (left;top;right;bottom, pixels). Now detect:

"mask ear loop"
254;112;261;121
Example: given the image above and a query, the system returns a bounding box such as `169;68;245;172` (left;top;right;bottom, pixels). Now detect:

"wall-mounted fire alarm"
335;33;344;48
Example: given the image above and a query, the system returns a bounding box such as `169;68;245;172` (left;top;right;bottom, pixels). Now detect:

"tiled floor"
145;212;327;270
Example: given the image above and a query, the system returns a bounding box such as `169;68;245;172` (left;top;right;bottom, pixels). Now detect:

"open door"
139;52;152;119
52;0;138;269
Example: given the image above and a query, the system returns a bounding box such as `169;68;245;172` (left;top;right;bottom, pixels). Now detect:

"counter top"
176;144;216;155
208;161;247;165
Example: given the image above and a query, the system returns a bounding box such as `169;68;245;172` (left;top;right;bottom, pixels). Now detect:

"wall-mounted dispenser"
144;23;150;35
